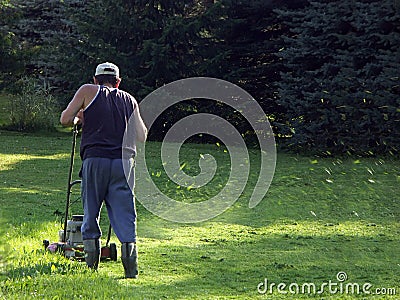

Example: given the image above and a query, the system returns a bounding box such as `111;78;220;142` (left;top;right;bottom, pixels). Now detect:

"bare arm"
60;84;97;126
134;105;147;142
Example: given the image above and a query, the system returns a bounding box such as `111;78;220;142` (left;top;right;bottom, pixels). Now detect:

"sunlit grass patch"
0;130;398;299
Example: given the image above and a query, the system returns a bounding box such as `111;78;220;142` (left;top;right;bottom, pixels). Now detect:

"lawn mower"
43;122;117;262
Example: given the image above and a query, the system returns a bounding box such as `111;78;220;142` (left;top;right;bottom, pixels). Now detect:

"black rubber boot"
121;242;138;278
83;239;100;270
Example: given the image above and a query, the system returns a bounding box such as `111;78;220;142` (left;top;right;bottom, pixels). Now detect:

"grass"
0;94;399;299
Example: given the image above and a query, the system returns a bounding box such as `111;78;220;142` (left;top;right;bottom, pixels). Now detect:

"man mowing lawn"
60;62;147;278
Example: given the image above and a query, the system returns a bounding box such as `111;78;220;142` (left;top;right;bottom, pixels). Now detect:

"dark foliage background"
276;0;399;155
0;0;398;155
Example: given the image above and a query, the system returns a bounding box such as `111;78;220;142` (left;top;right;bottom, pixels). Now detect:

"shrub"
9;77;57;132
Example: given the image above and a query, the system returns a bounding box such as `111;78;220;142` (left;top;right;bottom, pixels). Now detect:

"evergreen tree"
276;0;400;155
60;1;200;97
0;1;25;88
0;0;81;92
52;0;207;140
168;0;300;141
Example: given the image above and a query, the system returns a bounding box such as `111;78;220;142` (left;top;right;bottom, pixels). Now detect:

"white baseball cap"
95;62;120;77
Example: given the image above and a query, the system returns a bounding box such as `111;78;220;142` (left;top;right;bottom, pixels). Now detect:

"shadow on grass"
4;258;86;278
2;202;399;299
126;215;398;298
1;133;399;298
4;230;398;299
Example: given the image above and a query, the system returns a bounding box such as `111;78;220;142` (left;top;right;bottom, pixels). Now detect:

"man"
60;62;147;278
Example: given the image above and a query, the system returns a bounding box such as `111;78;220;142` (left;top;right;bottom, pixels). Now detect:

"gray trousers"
81;157;136;243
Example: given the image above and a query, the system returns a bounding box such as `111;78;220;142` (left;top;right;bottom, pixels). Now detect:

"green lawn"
0;94;399;299
0;129;398;299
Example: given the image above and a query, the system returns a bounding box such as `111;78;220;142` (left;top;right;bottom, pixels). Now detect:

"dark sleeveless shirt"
80;86;136;160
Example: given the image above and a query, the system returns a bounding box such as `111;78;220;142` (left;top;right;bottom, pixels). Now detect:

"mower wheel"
110;243;117;261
